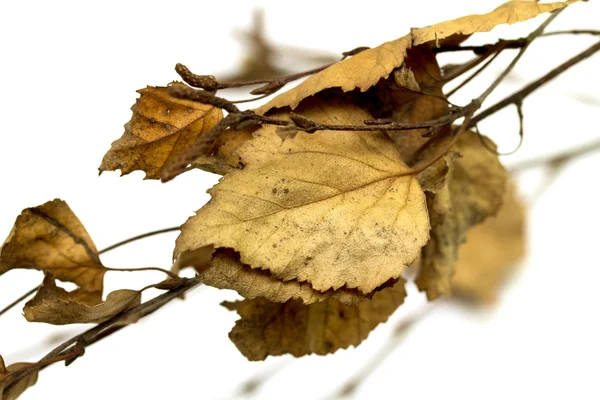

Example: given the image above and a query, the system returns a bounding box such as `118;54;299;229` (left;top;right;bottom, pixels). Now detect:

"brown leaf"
23;274;141;325
0;199;105;300
203;250;366;305
411;0;580;46
416;131;508;300
225;279;406;360
99;86;223;179
176;98;430;294
190;126;256;175
255;1;576;116
0;358;38;400
452;184;525;303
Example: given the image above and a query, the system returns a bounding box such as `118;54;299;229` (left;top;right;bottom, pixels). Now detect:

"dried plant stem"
508;139;600;173
0;277;202;393
0;285;39;318
98;226;180;254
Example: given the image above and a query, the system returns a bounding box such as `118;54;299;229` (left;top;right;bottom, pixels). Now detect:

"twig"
0;286;39;318
1;277;202;393
471;40;600;126
508;139;600;173
98;226;180;255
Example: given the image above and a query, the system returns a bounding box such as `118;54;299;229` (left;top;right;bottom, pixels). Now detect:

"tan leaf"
0;199;105;299
203;250;365;305
416;130;508;300
0;358;38;400
225;279;406;360
190;126;256;175
255;1;576;115
99;86;223;179
452;184;525;303
176;98;430;294
23;274;141;325
411;0;580;46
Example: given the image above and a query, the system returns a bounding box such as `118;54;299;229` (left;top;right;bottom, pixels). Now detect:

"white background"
0;1;599;399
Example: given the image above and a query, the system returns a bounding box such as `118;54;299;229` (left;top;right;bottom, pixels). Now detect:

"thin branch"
508;139;600;173
98;226;180;254
471;39;600;126
541;29;600;38
0;286;39;318
1;277;202;393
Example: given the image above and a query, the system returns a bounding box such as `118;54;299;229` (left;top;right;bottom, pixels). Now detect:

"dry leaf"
190;126;256;175
0;358;38;400
100;86;223;179
23;274;141;325
255;0;576;115
0;199;105;300
416;131;508;300
411;0;580;46
452;184;525;303
225;279;406;360
203;250;365;305
176;98;430;294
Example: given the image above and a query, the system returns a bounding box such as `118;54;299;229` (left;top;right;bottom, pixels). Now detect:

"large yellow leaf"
225;279;406;360
452;184;525;303
416;131;508;300
176;98;430;294
203;250;366;305
0;199;105;298
411;0;580;46
99;86;223;179
255;0;577;115
23;274;141;325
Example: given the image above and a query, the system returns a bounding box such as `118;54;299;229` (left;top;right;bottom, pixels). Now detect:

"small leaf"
416;131;508;300
0;199;105;300
100;86;223;179
23;274;141;325
452;184;525;303
225;279;406;360
0;357;38;400
176;98;430;294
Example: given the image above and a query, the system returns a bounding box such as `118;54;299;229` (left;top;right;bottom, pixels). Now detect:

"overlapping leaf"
225;279;406;360
100;86;223;179
0;357;38;400
176;98;430;295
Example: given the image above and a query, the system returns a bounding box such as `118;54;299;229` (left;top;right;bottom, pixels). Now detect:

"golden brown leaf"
0;199;105;300
255;0;576;115
190;126;256;175
99;86;223;179
225;279;407;360
176;98;430;294
203;250;365;305
452;184;525;303
23;274;141;325
411;0;580;46
416;131;508;300
0;358;38;400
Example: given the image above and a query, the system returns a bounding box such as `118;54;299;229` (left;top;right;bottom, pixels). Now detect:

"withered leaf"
255;0;577;115
416;130;508;300
176;98;430;294
190;126;256;175
225;279;406;360
452;184;525;303
0;358;38;400
100;86;223;179
23;274;141;325
0;199;105;300
203;250;365;305
411;0;580;46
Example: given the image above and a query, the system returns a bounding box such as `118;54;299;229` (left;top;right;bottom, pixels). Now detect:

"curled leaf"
0;199;105;300
225;279;407;360
100;86;223;179
416;130;508;300
23;274;141;325
176;98;430;294
0;358;38;400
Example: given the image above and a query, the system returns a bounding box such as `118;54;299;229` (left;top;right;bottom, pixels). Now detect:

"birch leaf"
0;199;105;300
416;130;508;300
225;278;406;360
23;274;141;325
203;250;366;305
176;98;430;294
452;184;525;303
100;86;223;179
0;358;38;400
411;0;580;46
